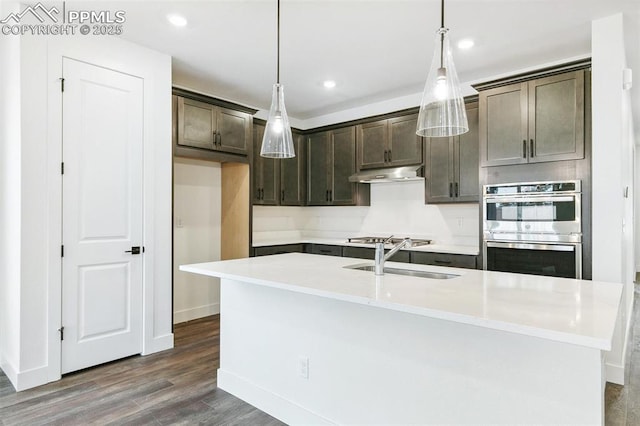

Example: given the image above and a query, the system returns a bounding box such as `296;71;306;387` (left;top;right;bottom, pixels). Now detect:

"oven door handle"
485;241;576;252
484;196;576;204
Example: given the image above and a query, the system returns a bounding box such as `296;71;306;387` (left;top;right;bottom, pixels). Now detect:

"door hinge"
61;162;64;175
59;326;64;341
60;77;65;92
61;245;64;257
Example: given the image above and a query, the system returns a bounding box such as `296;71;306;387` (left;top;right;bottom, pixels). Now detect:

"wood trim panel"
221;163;250;260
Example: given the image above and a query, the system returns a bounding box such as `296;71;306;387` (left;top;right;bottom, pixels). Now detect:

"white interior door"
61;58;144;374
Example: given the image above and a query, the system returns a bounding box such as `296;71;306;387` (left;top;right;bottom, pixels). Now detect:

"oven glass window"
486;247;577;278
486;200;576;222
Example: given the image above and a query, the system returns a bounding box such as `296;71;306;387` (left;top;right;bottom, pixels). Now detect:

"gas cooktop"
346;237;432;247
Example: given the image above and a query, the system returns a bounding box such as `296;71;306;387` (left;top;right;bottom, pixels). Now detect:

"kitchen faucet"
374;236;413;276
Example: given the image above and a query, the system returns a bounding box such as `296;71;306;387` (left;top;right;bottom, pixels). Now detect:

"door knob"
125;246;141;255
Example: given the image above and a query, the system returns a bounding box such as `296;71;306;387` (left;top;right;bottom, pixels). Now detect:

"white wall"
591;13;636;384
0;1;22;387
0;31;173;391
254;180;479;247
173;158;222;323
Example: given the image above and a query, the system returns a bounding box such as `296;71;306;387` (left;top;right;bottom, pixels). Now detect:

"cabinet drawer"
254;244;305;256
411;252;477;269
342;246;410;263
310;244;343;257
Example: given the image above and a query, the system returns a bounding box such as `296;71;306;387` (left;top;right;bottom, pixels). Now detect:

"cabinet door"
254;244;304;256
307;132;331;205
424;137;454;203
252;124;264;204
216;107;250;155
479;82;528;166
310;244;343;257
411;252;477;269
252;124;279;205
280;133;306;206
177;97;216;150
356;120;387;170
388;114;423;167
528;70;584;163
330;127;357;205
455;102;479;202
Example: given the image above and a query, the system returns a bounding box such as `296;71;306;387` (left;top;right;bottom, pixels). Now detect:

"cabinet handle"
388;150;392;162
449;182;453;198
281;189;285;202
329;190;333;202
383;150;388;162
260;188;264;200
522;140;527;158
455;182;459;197
435;259;452;265
530;139;535;157
217;131;221;146
326;190;329;202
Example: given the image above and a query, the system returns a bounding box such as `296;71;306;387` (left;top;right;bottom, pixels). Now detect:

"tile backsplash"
253;180;480;247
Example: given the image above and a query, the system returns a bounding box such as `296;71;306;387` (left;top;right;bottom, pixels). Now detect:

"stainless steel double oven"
482;180;582;279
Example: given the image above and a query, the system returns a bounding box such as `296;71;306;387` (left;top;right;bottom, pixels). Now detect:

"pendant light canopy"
416;0;468;138
261;0;295;158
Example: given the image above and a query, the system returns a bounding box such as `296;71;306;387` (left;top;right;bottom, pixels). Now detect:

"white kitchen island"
180;253;622;425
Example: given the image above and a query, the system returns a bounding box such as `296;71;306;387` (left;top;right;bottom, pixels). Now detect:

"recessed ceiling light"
323;80;336;89
168;14;188;27
457;38;474;49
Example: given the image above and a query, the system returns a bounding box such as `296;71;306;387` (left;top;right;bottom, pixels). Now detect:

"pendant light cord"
439;0;444;69
277;0;280;84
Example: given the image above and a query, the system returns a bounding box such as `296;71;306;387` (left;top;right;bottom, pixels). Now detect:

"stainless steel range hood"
348;165;423;183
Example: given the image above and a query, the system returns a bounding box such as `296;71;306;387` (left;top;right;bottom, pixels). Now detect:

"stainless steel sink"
344;264;459;279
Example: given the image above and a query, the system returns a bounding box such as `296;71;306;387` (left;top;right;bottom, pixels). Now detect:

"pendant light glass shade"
261;83;295;158
260;0;295;158
416;27;468;137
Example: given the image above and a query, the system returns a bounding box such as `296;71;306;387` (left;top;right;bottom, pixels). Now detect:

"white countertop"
252;237;480;256
180;253;622;351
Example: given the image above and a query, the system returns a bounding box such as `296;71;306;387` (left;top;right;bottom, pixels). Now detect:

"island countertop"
180;253;622;351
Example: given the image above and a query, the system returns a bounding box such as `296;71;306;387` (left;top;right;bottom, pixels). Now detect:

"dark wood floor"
1;285;639;425
0;316;284;426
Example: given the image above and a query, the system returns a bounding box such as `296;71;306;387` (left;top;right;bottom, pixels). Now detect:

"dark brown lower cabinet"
252;244;478;269
410;252;477;269
310;244;343;257
342;246;410;263
254;244;306;256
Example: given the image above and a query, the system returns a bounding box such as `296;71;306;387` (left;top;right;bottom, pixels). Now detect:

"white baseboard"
142;332;174;356
218;369;334;426
0;361;50;392
606;362;625;385
173;303;220;324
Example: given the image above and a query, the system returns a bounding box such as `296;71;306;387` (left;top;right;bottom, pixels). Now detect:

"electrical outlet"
299;356;309;379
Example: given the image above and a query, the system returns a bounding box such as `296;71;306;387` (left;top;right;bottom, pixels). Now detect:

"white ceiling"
71;0;639;126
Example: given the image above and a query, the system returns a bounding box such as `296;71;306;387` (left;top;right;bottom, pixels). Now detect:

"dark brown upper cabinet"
425;102;479;203
356;114;423;170
252;123;279;205
252;126;306;206
280;132;306;206
307;127;366;206
478;70;585;167
177;96;251;156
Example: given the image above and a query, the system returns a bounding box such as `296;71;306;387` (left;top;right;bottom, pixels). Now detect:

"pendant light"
261;0;295;158
416;0;468;137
